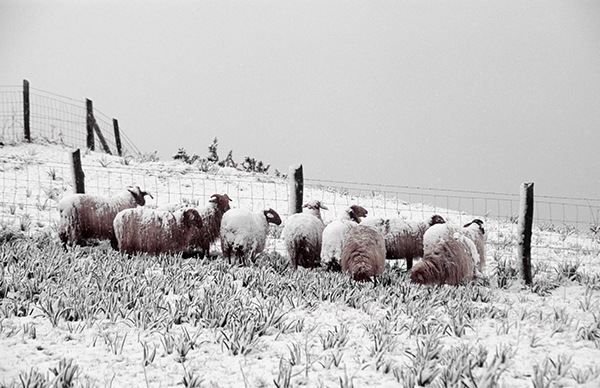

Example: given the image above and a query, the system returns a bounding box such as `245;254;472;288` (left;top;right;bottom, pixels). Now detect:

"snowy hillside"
0;142;600;387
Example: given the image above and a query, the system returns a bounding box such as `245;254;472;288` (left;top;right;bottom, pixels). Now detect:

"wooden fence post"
289;164;303;215
113;119;122;156
71;149;85;194
23;79;31;142
517;182;534;285
85;99;112;154
86;99;95;151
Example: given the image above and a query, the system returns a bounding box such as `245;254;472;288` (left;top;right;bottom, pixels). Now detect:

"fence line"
0;148;598;275
0;82;139;156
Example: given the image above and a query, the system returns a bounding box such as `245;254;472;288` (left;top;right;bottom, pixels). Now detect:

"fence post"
113;119;122;156
23;79;31;142
517;182;534;285
289;164;303;215
86;99;95;151
71;149;85;194
85;99;112;154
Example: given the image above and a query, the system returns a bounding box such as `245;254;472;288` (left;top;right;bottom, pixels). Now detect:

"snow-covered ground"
1;142;599;387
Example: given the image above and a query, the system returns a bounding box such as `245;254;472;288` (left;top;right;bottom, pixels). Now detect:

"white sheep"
283;200;328;269
58;186;152;248
361;214;445;270
320;205;368;271
341;225;386;282
113;207;203;255
411;228;480;286
220;208;282;266
422;218;485;272
155;193;232;258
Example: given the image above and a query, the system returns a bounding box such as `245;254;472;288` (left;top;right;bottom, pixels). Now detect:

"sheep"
341;225;386;282
423;218;485;272
361;214;445;270
220;208;282;266
155;193;232;258
283;200;328;269
320;205;368;271
113;207;203;255
462;219;486;272
410;230;479;286
58;186;152;249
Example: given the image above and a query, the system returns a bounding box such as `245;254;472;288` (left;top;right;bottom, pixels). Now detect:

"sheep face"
264;209;282;225
429;214;446;226
127;186;153;206
303;200;328;212
209;193;232;213
463;219;485;235
182;208;203;229
348;205;368;223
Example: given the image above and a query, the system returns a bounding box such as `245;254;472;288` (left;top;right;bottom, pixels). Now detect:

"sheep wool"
361;214;445;270
220;208;282;266
283;200;328;269
341;225;386;282
58;186;152;248
423;218;485;272
113;207;203;255
410;231;478;286
320;205;368;271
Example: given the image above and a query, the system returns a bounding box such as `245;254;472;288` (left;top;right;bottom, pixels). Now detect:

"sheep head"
429;214;446;227
302;200;328;220
302;200;328;211
127;186;153;206
182;208;203;229
264;208;282;225
209;194;232;213
463;219;485;235
348;205;368;223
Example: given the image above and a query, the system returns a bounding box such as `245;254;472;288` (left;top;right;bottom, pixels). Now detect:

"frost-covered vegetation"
1;232;600;387
0;142;599;387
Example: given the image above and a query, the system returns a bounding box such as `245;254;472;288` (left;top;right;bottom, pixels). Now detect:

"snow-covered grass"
0;142;600;387
1;234;600;387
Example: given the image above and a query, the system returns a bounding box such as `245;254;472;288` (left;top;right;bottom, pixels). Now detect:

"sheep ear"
141;190;154;199
319;202;329;210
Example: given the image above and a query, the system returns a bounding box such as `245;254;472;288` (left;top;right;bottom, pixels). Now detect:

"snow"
1;142;599;387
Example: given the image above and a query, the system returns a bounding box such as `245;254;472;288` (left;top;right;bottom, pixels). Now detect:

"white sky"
1;0;599;199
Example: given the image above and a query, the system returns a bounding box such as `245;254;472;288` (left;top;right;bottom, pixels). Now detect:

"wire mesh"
1;83;599;274
0;84;140;157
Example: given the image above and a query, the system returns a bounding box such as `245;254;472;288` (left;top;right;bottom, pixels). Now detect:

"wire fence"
0;83;140;156
306;178;600;274
1;80;599;275
0;147;598;276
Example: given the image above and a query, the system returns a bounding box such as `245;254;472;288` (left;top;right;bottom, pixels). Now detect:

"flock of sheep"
57;185;486;286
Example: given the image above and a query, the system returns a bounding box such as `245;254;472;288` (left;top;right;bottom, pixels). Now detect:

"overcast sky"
1;0;599;200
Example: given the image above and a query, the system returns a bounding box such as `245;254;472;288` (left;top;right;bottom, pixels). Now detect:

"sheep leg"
109;235;119;251
406;257;413;271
